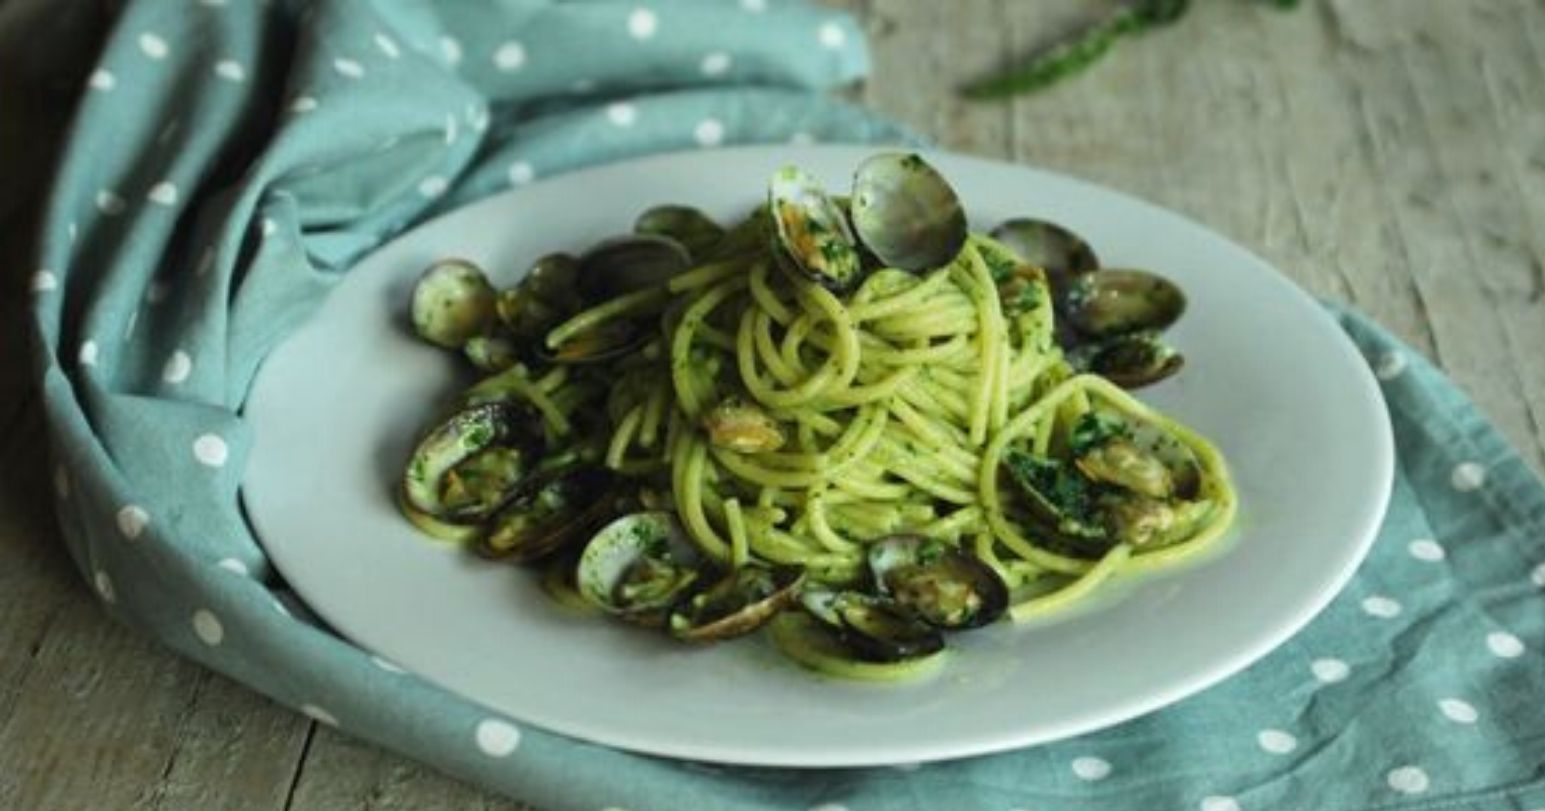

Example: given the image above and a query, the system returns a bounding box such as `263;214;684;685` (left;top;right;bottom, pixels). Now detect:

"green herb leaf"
1068;410;1132;456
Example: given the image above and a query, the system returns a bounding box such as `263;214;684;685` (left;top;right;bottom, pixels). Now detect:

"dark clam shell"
1064;269;1186;339
866;535;1008;630
849;152;968;273
475;466;619;564
988;217;1099;297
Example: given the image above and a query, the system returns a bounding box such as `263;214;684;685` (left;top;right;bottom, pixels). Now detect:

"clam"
476;466;619;563
1069;331;1184;389
1070;409;1202;500
1100;495;1180;547
536;318;646;365
988;218;1099;294
522;252;584;313
1005;409;1208;552
768;165;865;292
849;153;968;273
800;589;945;663
401;402;533;519
995;263;1052;317
576;234;692;302
439;445;531;522
701;397;786;453
667;565;805;642
1073;438;1176;500
410;259;496;348
577;511;703;626
634;205;725;261
1064;269;1186;339
1000;449;1113;554
867;535;1008;629
701;204;772;261
496;287;565;340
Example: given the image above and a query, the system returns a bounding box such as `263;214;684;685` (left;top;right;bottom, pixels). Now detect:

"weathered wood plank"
1405;0;1545;468
136;676;311;811
0;588;307;811
864;0;1012;156
284;725;531;811
1324;0;1545;472
0;404;310;810
1237;0;1444;359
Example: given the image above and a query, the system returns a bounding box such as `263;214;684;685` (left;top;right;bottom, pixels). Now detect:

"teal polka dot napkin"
17;1;1545;809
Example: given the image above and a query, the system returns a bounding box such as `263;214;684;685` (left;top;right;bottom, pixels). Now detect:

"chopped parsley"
1068;410;1132;456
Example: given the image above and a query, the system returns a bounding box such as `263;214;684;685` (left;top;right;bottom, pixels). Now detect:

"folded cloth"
13;0;1544;809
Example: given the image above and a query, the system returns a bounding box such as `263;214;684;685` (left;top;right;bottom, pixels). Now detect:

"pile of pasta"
467;224;1235;622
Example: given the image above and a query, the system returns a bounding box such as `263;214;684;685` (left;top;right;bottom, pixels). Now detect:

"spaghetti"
399;155;1237;679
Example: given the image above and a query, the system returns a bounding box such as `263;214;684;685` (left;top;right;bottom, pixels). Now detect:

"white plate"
244;145;1393;768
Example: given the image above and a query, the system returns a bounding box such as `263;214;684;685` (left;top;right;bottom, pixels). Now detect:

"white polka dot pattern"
1386;766;1429;794
418;175;449;199
193;434;229;467
192;609;224;645
94;570;116;603
701;51;731;77
333;58;365;78
1438;698;1478;724
138;33;169;59
1071;756;1111;780
494;41;526;71
1256;729;1297;754
607;102;638;127
1487;631;1524;658
116;505;149;540
628;8;658;40
96;190;126;215
1373;351;1406;380
1450;462;1486;492
1311;658;1350;683
1361;596;1402;618
163;350;193;384
819;21;847;49
475;718;522;756
508;162;535;186
148;181;178;206
1407;539;1444;561
694;118;725;147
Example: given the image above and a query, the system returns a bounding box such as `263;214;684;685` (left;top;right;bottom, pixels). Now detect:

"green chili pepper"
962;0;1298;101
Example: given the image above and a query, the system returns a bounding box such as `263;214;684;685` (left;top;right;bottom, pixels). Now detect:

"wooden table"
3;1;1542;807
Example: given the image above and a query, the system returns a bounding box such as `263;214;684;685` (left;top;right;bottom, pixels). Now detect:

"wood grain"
1;1;1541;808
